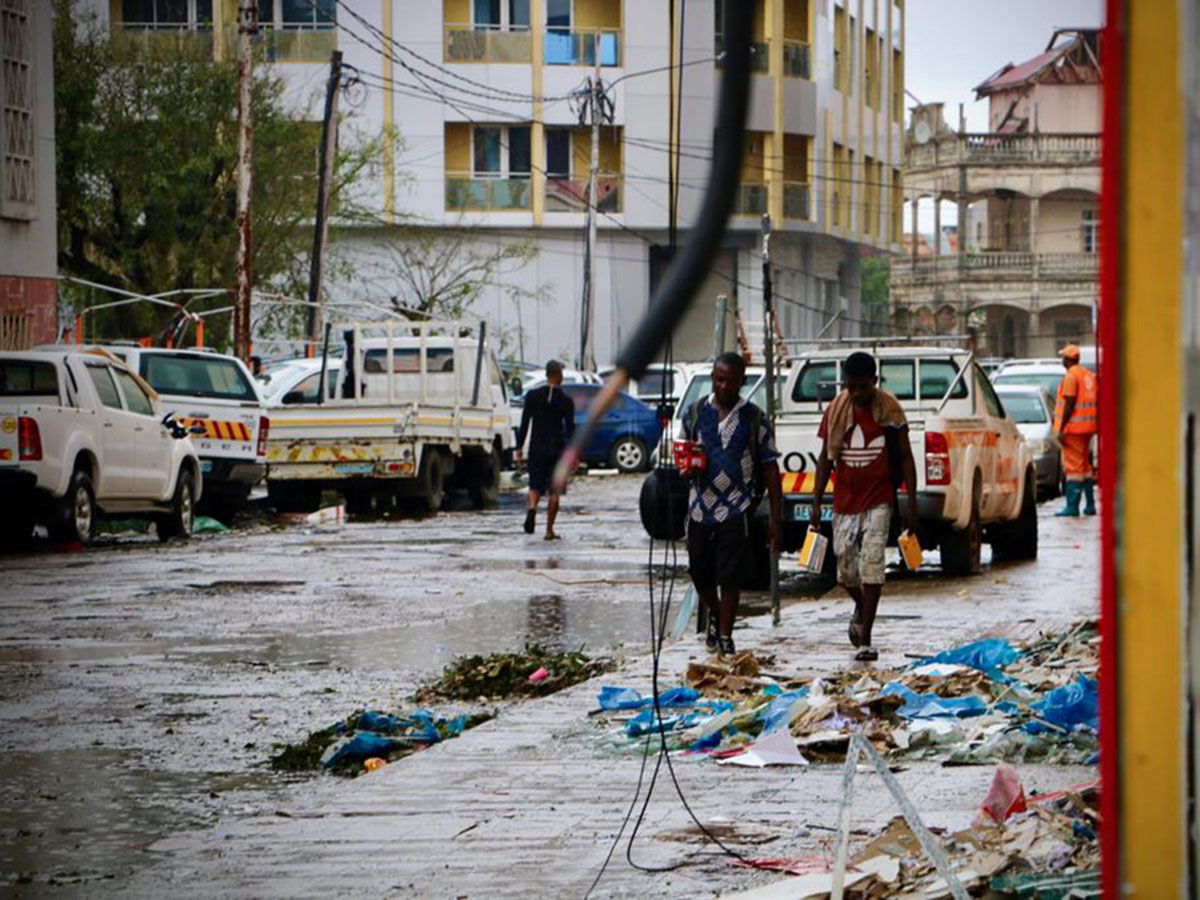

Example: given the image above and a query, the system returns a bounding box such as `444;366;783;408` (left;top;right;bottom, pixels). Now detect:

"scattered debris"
417;644;613;701
191;515;229;534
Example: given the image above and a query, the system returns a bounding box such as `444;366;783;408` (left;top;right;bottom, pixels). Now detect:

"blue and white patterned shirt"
681;395;780;524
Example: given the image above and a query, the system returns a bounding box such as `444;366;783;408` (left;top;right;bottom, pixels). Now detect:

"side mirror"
161;414;190;440
188;424;207;436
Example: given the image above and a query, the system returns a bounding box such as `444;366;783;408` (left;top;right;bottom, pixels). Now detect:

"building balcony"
443;24;532;63
906;132;1101;170
111;22;215;60
891;251;1099;284
733;183;768;216
715;34;770;73
445;175;533;211
782;182;811;220
782;40;811;78
544;174;623;213
544;28;621;67
252;26;337;63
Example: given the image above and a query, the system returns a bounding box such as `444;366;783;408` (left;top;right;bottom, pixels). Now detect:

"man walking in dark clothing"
516;360;576;540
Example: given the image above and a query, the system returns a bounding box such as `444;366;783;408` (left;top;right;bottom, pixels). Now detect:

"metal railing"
907;132;1101;168
443;23;532;63
543;174;623;213
544;28;621;66
716;34;770;72
252;25;337;62
892;251;1100;281
112;22;215;59
782;39;810;78
733;182;768;216
782;181;810;219
445;174;533;211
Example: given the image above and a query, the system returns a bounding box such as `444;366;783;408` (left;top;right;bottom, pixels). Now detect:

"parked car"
599;362;697;406
84;345;267;520
507;370;604;455
994;384;1061;499
261;357;342;405
991;360;1066;399
522;382;661;474
1;349;202;546
652;365;766;465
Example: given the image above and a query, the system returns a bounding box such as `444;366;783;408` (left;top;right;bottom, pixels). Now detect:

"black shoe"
705;617;719;652
523;509;536;534
718;635;736;656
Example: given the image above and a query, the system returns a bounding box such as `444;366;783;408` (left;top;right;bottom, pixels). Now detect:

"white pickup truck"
264;320;512;515
0;349;202;545
87;345;268;520
773;345;1038;575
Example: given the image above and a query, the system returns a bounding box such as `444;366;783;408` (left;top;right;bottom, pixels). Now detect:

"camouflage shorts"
832;505;890;587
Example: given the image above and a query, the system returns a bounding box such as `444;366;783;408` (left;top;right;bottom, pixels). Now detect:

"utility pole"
762;214;781;626
233;0;255;363
306;50;343;354
579;33;602;371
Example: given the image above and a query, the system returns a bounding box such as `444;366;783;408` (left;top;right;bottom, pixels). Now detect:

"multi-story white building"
892;28;1100;359
103;0;904;364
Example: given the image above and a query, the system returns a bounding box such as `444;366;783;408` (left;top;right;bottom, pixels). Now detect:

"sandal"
854;646;879;662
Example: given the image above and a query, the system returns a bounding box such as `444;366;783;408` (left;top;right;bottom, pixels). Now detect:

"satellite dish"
914;120;933;145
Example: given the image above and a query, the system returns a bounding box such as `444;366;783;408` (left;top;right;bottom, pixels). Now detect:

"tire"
156;469;195;542
268;481;323;514
417;448;446;512
993;470;1039;561
345;485;379;517
609;435;649;473
467;445;502;508
941;475;982;576
198;484;249;525
49;470;96;545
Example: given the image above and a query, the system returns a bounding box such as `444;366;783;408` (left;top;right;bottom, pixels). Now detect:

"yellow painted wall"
445;0;470;23
783;134;808;181
750;0;766;42
571;127;623;175
445;123;471;173
783;0;809;41
742;131;768;182
833;5;846;91
575;0;621;30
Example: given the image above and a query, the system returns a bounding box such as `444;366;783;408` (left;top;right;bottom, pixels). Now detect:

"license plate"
200;460;213;473
792;503;834;523
335;462;375;475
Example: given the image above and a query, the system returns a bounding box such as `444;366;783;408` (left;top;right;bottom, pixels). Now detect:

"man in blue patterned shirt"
681;352;782;655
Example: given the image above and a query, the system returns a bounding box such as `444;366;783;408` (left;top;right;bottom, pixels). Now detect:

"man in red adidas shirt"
809;352;918;661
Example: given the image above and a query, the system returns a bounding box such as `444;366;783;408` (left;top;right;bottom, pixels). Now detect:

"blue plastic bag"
758;689;808;733
1026;675;1098;734
598;686;645;710
882;683;987;719
356;711;402;733
402;710;442;744
322;733;401;768
917;638;1019;678
656;687;700;708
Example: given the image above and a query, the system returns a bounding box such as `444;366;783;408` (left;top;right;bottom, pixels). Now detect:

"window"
0;360;56;397
472;126;531;178
546;129;571;177
86;365;124;409
1082;209;1099;254
917;359;968;400
792;361;839;402
976;367;1005;417
114;369;155;416
546;0;570;27
140;354;258;401
1000;394;1048;424
258;0;334;27
474;0;530;27
878;360;914;399
362;348;456;373
0;0;34;219
282;371;337;404
123;0;211;25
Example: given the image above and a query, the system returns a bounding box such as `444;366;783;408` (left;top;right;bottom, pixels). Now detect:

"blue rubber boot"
1082;478;1097;516
1055;481;1082;517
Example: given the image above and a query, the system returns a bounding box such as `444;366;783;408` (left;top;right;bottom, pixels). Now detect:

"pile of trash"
589;622;1100;766
270;708;493;777
417;643;614;702
729;770;1100;898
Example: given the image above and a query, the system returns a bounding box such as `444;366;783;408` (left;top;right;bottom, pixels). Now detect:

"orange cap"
1057;344;1081;359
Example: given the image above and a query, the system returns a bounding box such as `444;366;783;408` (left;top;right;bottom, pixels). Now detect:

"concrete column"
910;195;919;261
932;198;941;257
531;0;545;226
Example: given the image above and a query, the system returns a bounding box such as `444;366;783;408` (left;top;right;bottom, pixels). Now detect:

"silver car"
995;384;1061;499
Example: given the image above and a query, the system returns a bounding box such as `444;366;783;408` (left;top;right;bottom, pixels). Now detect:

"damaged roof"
974;27;1102;98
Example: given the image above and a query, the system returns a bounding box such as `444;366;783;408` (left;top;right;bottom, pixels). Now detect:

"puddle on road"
0;749;289;888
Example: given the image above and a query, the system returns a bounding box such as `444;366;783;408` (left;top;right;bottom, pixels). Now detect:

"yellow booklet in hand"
898;529;923;571
798;526;829;574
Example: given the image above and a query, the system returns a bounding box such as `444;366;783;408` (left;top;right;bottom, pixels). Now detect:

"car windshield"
0;360;57;397
994;371;1063;398
677;373;762;417
141;354;257;401
999;395;1048;424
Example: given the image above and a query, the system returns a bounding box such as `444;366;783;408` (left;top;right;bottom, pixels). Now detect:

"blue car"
513;382;662;473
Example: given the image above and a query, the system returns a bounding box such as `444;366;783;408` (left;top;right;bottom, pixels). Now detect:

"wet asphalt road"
0;474;1095;893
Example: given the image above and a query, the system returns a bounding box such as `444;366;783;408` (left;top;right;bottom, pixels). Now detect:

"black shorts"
687;516;749;590
526;453;562;495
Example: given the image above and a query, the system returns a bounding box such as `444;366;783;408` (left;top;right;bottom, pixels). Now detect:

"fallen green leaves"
416;644;614;702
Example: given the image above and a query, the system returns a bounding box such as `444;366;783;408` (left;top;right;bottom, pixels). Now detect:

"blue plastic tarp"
917;638;1020;678
598;686;645;710
1026;675;1098;734
882;683;988;719
356;711;402;733
757;689;808;733
322;733;402;768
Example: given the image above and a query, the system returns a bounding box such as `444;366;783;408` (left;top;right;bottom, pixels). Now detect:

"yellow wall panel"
445;123;471;173
575;0;621;29
444;0;470;24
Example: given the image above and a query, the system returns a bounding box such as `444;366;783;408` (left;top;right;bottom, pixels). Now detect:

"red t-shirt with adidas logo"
818;403;895;515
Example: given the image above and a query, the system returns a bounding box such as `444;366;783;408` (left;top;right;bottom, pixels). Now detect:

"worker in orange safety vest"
1051;344;1098;517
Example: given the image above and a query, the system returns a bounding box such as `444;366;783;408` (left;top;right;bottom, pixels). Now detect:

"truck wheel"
50;470;96;545
268;482;322;514
418;449;446;512
941;476;982;576
156;469;195;542
610;436;648;473
994;471;1039;561
467;445;502;508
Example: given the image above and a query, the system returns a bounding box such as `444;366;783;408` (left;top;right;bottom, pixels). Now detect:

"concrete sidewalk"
128;508;1098;898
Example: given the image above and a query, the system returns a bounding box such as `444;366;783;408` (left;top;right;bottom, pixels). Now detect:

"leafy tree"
53;0;383;348
860;255;891;336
